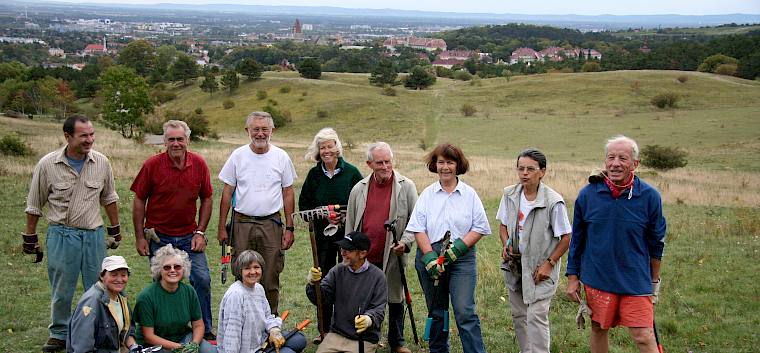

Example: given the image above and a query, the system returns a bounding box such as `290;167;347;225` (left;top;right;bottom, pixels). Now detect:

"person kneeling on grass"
134;245;217;353
68;256;141;353
306;231;387;353
217;250;306;353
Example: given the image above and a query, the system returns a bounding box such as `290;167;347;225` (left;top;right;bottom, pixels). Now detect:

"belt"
235;212;280;222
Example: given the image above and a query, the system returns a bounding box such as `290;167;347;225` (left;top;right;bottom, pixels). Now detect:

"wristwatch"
547;257;557;266
194;230;208;244
285;226;295;232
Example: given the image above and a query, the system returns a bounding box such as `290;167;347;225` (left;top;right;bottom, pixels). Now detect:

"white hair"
366;141;393;162
305;127;344;161
605;135;640;160
163;120;191;139
150;244;191;281
244;111;274;129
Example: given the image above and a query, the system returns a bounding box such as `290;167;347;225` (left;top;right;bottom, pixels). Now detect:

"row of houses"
509;46;602;65
383;36;447;52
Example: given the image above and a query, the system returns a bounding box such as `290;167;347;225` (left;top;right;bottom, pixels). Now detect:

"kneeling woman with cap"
68;256;141;353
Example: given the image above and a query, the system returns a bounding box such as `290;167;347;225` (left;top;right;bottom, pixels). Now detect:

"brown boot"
41;338;66;352
392;346;412;353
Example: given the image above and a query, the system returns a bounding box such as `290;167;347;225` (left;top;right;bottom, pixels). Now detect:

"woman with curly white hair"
298;127;363;343
134;245;217;353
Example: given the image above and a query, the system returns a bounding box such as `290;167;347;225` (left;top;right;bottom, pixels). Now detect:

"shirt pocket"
50;181;75;203
84;180;104;201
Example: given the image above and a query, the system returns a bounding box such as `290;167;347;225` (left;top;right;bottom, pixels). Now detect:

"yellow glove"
307;267;322;284
268;327;285;349
354;315;372;333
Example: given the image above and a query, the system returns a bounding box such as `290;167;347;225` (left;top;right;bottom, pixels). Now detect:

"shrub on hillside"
698;54;738;73
0;134;32;156
381;85;396;96
714;63;737;76
650;92;679;109
263;105;288;128
641;144;688;170
582;61;601;72
279;86;291;94
316;110;329;118
435;66;453;78
461;103;477;116
256;90;267;100
676;75;689;83
222;99;235;109
453;70;472;81
298;58;322;79
404;65;436;90
165;109;213;141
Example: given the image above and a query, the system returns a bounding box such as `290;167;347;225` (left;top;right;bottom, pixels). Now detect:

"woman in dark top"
298;127;363;343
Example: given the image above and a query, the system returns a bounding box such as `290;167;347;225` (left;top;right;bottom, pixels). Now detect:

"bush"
641;144;688;170
0;134;32;156
461;103;477;116
381;85;396;96
222;99;235;109
404;65;436;90
279;86;291;94
263;105;288;128
267;99;278;106
165;109;213;141
316;110;329;118
582;61;601;72
298;58;322;79
256;90;267;100
676;75;689;83
435;66;453;78
714;63;737;76
650;92;679;109
453;70;472;81
698;54;738;73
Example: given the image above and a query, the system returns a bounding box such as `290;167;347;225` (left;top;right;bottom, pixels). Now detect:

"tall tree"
170;54;199;86
100;65;153;138
220;69;239;95
298;57;322;79
152;45;179;83
199;72;218;96
236;58;263;80
369;58;398;86
404;65;436;90
117;40;156;77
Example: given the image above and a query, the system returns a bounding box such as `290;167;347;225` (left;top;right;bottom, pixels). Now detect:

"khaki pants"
233;215;284;314
316;332;377;353
509;287;553;353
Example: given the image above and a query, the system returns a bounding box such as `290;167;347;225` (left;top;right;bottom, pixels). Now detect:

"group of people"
23;111;666;353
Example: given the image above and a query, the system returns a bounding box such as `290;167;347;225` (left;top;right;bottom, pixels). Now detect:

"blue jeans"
150;233;213;335
415;243;486;353
46;224;106;340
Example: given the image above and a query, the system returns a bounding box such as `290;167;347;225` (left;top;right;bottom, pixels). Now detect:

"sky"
56;0;760;16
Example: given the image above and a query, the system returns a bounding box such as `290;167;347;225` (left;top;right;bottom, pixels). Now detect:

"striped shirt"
26;146;119;230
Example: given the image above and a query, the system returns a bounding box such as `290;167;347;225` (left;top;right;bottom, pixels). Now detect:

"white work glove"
354;315;372;333
652;279;661;304
268;327;285;349
307;267;322;284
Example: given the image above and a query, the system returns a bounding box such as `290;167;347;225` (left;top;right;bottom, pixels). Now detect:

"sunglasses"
162;264;183;271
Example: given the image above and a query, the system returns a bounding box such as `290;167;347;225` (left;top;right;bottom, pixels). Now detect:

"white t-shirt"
219;144;297;216
497;191;571;254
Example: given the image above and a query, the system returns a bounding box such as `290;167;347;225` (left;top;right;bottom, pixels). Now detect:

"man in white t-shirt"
218;111;297;314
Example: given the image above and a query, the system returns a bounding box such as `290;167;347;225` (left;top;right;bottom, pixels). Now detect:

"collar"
54;146;94;165
595;175;642;198
434;178;463;194
163;150;193;169
320;158;343;177
347;260;370;273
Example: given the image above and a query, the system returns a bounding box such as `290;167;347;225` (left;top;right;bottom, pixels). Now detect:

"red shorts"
585;285;653;329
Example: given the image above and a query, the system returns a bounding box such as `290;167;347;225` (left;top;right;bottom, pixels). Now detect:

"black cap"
335;231;371;251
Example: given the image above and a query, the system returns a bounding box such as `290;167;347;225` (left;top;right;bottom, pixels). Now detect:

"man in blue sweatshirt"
566;135;666;353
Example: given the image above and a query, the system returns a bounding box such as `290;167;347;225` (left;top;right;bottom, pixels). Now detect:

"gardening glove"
652;279;661;304
588;169;606;184
443;238;469;265
21;232;44;262
268;327;285;349
307;267;322;284
172;342;199;353
144;227;161;243
128;344;144;353
106;224;122;249
422;251;442;280
575;298;592;330
354;315;372;333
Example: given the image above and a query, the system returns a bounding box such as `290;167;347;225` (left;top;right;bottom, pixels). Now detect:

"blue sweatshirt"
566;176;666;295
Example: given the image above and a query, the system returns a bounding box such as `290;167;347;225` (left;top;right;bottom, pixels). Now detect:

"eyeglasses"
516;166;540;173
162;264;183;271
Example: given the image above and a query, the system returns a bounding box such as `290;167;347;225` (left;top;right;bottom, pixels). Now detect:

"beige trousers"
316;332;377;353
509;287;553;353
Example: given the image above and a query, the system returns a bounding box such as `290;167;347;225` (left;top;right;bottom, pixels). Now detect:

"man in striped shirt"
24;115;121;353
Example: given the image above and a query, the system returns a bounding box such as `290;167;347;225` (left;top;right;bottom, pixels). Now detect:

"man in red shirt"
344;142;418;353
130;120;215;341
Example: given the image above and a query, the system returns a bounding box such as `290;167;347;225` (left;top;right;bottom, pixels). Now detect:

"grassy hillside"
165;70;760;171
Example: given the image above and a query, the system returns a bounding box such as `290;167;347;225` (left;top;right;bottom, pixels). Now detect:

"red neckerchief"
604;173;634;199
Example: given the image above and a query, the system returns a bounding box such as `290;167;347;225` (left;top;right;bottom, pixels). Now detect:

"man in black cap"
307;231;387;353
